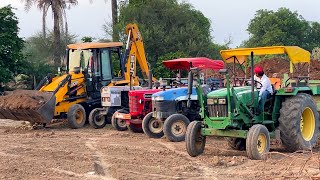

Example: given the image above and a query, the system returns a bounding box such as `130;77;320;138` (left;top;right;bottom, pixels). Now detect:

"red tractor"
111;89;162;132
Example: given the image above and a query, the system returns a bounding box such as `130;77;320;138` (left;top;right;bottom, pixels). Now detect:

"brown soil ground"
0;90;49;110
255;58;320;79
0;119;319;180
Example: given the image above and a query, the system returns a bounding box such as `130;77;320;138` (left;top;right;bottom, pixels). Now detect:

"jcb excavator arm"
115;23;156;86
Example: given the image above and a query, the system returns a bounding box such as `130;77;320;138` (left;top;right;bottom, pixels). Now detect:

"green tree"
23;0;78;67
243;8;320;51
81;36;95;42
23;31;76;88
0;6;25;86
114;0;214;66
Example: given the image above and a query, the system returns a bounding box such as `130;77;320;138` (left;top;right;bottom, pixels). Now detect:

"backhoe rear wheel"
279;93;319;152
142;112;164;138
89;108;107;129
246;124;270;160
111;109;128;131
186;121;206;157
67;104;86;129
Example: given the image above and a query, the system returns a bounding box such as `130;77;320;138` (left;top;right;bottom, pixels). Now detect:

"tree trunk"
52;1;61;67
111;0;119;41
42;8;46;38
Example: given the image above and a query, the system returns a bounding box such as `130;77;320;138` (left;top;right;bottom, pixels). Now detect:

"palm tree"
23;0;78;67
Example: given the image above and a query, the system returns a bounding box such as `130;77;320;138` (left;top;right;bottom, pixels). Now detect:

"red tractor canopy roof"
162;57;224;71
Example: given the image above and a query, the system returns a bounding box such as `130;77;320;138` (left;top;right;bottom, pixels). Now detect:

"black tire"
186;121;206;157
279;93;319;152
163;114;190;142
67;104;86;129
111;109;128;131
142;112;164;138
128;124;143;133
246;124;270;160
225;137;246;151
89;108;107;129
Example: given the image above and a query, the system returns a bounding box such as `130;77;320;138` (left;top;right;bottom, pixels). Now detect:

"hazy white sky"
1;0;320;47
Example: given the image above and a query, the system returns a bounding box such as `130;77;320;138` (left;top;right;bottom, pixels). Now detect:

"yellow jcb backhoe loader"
0;23;154;129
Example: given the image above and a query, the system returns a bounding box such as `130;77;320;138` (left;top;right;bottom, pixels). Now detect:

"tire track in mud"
153;140;218;179
85;138;116;180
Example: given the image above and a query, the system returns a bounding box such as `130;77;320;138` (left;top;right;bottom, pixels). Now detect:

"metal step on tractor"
185;46;320;160
142;58;225;142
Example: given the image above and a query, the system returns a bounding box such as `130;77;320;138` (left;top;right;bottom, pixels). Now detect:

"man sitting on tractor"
254;66;273;114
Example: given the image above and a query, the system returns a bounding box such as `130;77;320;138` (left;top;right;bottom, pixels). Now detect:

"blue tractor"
142;58;224;142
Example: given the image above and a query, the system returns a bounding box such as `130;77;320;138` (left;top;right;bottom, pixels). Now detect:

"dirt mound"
255;58;320;80
0;90;49;110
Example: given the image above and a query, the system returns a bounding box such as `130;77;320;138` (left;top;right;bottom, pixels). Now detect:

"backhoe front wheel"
67;104;86;129
279;93;319;152
246;124;270;160
89;108;107;129
186;121;206;157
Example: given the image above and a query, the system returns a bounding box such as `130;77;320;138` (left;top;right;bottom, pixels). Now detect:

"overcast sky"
1;0;320;47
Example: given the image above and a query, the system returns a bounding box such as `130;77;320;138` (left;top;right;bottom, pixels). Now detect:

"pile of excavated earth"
0;90;47;110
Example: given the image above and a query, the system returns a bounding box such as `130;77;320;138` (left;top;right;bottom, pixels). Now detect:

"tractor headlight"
152;96;164;101
218;98;226;104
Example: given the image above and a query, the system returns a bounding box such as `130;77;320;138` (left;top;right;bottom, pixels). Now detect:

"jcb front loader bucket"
0;90;56;124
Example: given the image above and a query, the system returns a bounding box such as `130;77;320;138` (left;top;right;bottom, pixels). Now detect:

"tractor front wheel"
142;112;164;138
163;114;190;142
186;121;206;157
111;109;128;131
67;104;86;129
246;124;270;160
279;93;319;152
89;108;107;129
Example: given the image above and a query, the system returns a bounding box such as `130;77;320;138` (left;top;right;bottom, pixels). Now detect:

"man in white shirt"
253;66;273;114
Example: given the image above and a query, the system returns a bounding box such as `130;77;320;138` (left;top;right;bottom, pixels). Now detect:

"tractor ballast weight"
186;46;320;160
143;58;224;142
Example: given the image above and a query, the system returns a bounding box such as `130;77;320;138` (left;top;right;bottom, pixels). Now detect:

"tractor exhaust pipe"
148;69;152;89
187;70;193;108
248;51;255;106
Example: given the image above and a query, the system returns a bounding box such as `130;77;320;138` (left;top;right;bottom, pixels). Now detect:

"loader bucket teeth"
0;90;55;124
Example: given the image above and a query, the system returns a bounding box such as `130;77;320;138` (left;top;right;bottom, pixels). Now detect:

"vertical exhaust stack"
187;70;193;108
248;51;255;106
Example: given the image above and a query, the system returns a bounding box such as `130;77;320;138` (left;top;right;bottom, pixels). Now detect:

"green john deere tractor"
185;46;320;160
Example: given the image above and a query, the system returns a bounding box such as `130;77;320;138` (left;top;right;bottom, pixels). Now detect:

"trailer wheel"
246;124;270;160
67;104;86;129
89;108;107;129
225;137;246;151
279;93;319;152
111;109;128;131
142;112;164;138
128;124;143;133
186;121;206;157
163;114;190;142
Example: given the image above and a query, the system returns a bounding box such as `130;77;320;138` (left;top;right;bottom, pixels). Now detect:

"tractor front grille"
208;104;228;117
129;95;138;113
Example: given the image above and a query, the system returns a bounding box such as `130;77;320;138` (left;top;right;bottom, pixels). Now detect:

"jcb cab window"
101;49;112;80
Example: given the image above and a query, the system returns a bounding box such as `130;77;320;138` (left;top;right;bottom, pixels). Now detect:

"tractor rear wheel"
142;112;164;138
89;108;107;129
163;114;190;142
186;121;206;157
67;104;86;129
128;124;143;133
246;124;270;160
225;137;246;151
279;93;319;152
111;109;128;131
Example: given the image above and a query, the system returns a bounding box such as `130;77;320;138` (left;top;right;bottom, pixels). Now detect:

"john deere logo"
144;94;152;99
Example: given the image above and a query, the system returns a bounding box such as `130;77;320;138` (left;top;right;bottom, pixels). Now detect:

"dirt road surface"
0;119;319;180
